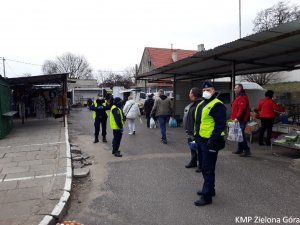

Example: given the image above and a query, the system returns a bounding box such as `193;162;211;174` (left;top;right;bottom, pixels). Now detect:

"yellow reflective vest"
194;98;225;138
109;105;124;129
92;100;108;119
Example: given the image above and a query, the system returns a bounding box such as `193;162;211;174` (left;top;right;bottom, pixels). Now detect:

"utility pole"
239;0;241;38
1;57;6;77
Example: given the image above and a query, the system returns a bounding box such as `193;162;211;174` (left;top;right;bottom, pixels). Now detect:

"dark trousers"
158;115;169;141
259;118;275;145
198;139;218;200
94;118;107;138
112;130;123;154
146;115;151;128
238;120;250;152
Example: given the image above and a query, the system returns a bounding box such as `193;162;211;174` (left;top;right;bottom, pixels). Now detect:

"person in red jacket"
231;84;251;157
255;90;285;146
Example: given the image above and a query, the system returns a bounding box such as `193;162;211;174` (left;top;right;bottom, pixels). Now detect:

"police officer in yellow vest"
194;81;226;206
90;94;110;143
110;97;125;157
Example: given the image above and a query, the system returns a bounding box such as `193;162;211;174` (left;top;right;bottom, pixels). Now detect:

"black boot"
194;197;212;206
114;151;122;157
93;136;99;143
195;167;202;173
185;160;197;168
103;136;107;143
186;149;197;168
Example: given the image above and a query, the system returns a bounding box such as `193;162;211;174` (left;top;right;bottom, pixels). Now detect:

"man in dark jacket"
194;81;226;206
231;84;251;157
110;97;125;157
144;94;155;128
90;94;110;143
183;87;202;172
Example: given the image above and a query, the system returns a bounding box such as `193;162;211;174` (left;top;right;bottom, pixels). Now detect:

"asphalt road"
65;108;300;225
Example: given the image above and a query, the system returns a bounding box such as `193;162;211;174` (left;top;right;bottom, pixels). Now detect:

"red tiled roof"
146;47;197;68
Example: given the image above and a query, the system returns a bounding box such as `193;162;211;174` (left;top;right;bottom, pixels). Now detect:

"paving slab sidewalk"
0;117;72;225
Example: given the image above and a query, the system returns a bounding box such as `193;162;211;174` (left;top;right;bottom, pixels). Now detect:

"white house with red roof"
137;47;197;91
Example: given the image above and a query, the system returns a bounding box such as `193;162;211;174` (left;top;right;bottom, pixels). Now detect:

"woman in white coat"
123;96;141;135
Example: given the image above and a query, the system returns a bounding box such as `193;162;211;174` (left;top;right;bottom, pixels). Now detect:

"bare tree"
42;52;93;79
245;1;300;85
253;1;300;33
240;73;285;86
95;69;134;88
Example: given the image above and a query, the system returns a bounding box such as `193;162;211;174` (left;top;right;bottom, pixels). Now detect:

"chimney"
197;44;205;52
172;49;177;62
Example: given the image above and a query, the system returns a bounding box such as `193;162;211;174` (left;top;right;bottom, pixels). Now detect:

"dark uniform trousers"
112;130;122;154
197;138;218;200
94;118;107;138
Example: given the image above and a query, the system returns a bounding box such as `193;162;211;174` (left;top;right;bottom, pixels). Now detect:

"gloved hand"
120;128;124;133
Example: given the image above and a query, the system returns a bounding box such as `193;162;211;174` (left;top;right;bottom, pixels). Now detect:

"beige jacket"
151;95;173;117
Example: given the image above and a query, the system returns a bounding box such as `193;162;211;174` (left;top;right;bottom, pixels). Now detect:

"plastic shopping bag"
227;122;243;142
150;118;156;129
169;117;177;127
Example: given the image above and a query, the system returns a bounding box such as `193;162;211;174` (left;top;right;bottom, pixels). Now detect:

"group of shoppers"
89;82;284;206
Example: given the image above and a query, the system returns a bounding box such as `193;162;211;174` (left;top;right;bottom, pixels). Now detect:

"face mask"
202;91;212;99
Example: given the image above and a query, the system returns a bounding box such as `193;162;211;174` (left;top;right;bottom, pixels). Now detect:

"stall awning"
138;18;300;81
6;73;69;87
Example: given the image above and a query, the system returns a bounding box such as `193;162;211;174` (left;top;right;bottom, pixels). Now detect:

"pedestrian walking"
182;87;202;172
110;97;125;157
194;81;226;206
150;89;173;144
123;96;141;135
255;90;285;146
231;84;251;157
144;94;155;128
89;94;109;143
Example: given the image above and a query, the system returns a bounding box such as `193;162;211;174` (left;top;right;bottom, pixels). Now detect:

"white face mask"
202;91;212;99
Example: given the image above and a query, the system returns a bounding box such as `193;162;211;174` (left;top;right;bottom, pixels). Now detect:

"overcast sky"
0;0;299;79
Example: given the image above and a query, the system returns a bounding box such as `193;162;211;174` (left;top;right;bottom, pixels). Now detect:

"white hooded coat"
123;99;141;119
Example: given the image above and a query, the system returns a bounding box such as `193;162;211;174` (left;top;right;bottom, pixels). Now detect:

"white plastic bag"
227;122;243;142
150;118;156;129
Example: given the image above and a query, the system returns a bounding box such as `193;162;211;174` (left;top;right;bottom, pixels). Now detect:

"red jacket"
231;94;250;122
255;97;284;118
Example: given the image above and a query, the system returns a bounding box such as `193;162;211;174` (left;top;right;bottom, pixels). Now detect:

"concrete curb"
38;116;72;225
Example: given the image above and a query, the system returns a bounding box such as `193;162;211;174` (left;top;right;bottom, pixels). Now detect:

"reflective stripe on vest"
109;105;124;129
194;98;225;138
92;100;108;119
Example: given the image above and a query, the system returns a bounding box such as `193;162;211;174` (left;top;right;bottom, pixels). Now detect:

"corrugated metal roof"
6;73;69;86
138;18;300;82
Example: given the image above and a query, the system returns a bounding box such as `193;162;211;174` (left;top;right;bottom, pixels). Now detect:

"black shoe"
93;139;99;143
259;143;265;146
185;162;197;168
240;151;251;157
161;139;167;144
103;137;107;143
194;197;212;206
197;190;215;197
114;152;123;157
195;167;202;173
233;150;243;154
133;131;135;135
